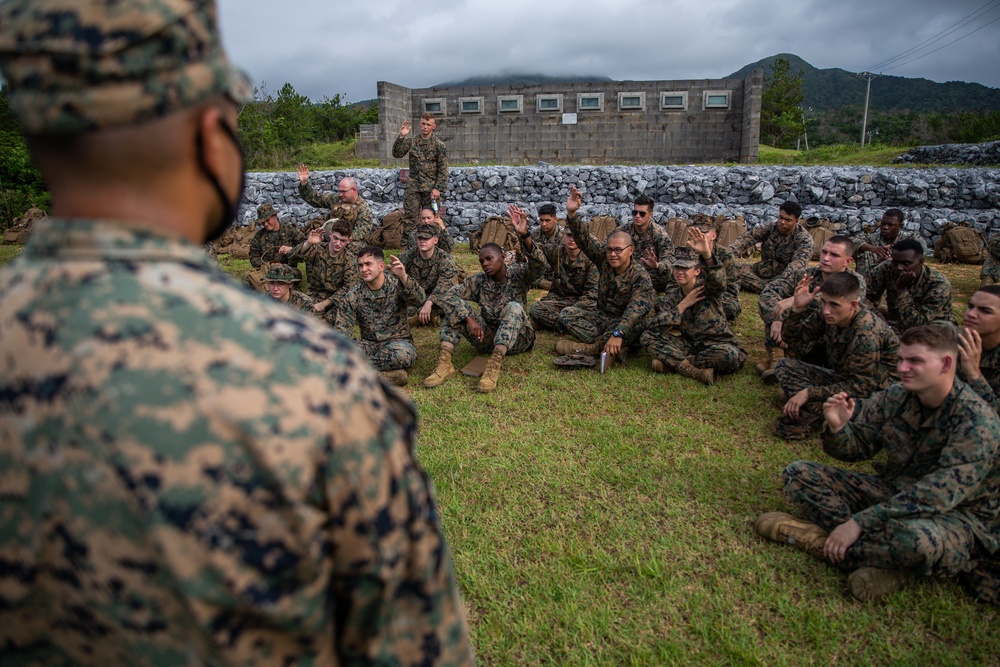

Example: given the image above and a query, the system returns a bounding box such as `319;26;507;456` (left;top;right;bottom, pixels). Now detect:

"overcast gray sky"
217;0;1000;103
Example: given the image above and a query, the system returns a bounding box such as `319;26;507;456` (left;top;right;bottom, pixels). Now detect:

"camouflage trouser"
783;460;981;578
530;295;578;332
401;188;438;249
722;285;742;322
774;358;837;418
355;338;417;371
735;263;773;294
639;330;746;374
558;307;642;350
441;301;535;355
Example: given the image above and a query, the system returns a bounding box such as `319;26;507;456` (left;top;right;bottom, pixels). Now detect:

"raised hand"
507;204;528;236
958;327;984;381
566;187;583;215
399;120;411;137
639;247;658;269
389;255;407;282
822;392;855;433
791;274;820;312
297;163;310;184
687;226;712;258
307;228;323;246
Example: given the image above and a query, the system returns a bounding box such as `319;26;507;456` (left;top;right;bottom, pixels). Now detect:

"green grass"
757;143;911;167
293;139;380;170
6;241;997;665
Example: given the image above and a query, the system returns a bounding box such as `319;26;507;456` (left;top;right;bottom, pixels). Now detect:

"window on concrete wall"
577;93;604;112
703;90;731;109
659;91;688;110
459;97;484;114
422;97;446;115
536;94;564;112
618;92;646;111
497;95;523;113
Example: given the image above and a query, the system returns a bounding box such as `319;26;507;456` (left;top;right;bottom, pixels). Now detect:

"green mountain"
728;53;1000;113
432;73;614;88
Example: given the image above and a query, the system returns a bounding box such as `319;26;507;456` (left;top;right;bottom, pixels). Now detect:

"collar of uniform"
24;218;219;271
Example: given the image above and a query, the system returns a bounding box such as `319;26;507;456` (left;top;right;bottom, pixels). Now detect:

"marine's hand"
389;255;407;281
399;120;410;137
639;247;658;269
958;327;984;381
297;163;310;184
782;389;810;419
419;300;433;325
566;187;583;215
677;285;705;314
687;227;712;257
824;519;862;563
823;392;855;433
791;274;820;312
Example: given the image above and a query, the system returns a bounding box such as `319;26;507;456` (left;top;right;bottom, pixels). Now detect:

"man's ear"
196;106;229;179
941;354;954;374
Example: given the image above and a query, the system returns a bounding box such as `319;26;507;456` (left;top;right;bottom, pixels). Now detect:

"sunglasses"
631;210;649;218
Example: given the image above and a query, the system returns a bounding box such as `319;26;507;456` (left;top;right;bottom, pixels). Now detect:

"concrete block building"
356;71;763;166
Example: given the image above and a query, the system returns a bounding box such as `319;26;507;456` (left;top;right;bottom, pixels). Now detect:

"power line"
863;0;1000;72
881;13;1000;74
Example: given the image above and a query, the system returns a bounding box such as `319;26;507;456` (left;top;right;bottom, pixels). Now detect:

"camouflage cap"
673;246;700;268
256;203;278;225
265;263;300;283
690;213;715;232
322;218;344;235
415;223;440;239
0;0;253;134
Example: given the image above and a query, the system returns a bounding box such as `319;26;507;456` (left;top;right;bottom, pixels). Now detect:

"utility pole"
858;72;878;148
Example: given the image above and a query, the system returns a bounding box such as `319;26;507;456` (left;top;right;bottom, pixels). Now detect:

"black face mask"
196;119;246;243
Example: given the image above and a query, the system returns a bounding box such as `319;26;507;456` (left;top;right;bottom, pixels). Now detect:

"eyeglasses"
631;210;649;218
606;245;633;256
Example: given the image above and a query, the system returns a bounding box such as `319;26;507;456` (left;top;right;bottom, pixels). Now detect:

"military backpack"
661;216;691;247
373;209;405;249
586;215;617;244
801;217;833;261
715;215;746;249
934;222;986;264
469;216;522;259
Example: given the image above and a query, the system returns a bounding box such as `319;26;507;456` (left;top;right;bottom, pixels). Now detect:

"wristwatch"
612;329;624;338
519;232;530;240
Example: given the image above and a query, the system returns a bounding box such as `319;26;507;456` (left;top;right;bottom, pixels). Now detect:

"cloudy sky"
218;0;1000;103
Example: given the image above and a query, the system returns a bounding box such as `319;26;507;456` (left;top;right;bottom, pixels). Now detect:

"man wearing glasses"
555;188;655;367
614;195;675;291
297;166;378;244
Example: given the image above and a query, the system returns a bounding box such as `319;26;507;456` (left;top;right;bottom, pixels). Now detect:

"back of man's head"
818;271;860;300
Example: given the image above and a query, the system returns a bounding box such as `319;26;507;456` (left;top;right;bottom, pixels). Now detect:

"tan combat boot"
423;347;456;388
754;511;829;560
555;339;599;356
847;567;913;602
755;347;775;375
651;359;667;373
477;348;505;393
379;369;409;387
677;359;714;386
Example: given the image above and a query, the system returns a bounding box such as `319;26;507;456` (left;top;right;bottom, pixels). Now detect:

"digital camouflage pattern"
248;222;305;268
981;233;1000;284
561;212;655;347
398;245;459;315
530;221;564;281
283;289;316;314
613;219;675;291
527;236;598;332
438;241;546;354
783;379;1000;581
960;343;1000;414
334;272;427;371
865;262;956;332
0;0;253;134
640;259;746;373
729;221;814;293
286;238;360;322
710;243;742;321
778;306;899;404
392;133;449;242
0;218;474;666
851;227;927;276
758;266;867;347
298;181;378;242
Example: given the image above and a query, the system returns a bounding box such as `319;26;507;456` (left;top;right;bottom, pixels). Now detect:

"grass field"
5;240;997;665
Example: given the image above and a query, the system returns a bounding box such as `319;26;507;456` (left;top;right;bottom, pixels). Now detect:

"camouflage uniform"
286;239;359;324
334;273;426;371
851;227;927;276
865;262;956;332
775;306;899;417
298;181;378;243
559;212;655;349
439;239;546;354
759;266;867;350
782;380;1000;588
248;221;305;268
614;219;675;291
980;233;1000;285
639;257;747;373
530;221;565;283
0;1;473;663
729;221;814;293
285;289;316;313
391;133;448;246
527;237;598;332
960;343;1000;414
712;243;743;321
398;244;459;319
